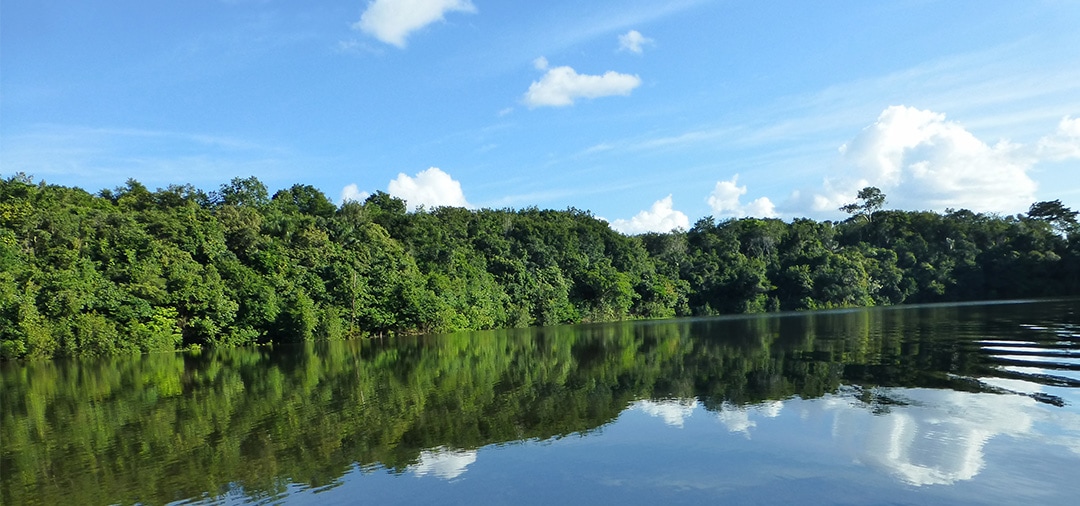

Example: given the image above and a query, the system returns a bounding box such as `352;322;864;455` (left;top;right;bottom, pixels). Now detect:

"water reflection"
829;388;1035;486
409;447;477;480
639;385;1080;489
634;399;698;428
2;299;1079;504
714;400;784;436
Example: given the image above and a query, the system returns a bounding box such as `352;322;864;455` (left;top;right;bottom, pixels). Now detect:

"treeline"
1;174;1077;359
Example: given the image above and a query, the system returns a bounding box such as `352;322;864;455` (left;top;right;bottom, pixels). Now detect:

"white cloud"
744;197;778;218
618;30;653;54
340;183;370;204
354;0;476;48
1037;115;1080;161
707;176;746;213
609;195;690;234
834;105;1038;214
524;59;641;108
387;166;471;211
707;175;778;218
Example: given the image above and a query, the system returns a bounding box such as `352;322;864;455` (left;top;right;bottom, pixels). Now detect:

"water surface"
3;299;1079;504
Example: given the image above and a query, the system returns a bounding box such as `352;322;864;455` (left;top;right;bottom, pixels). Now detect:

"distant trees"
1;174;1076;360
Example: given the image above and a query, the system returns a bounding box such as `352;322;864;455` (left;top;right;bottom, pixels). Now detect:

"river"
3;299;1079;504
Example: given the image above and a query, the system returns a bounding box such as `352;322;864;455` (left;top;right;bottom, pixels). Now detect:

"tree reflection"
2;300;1077;504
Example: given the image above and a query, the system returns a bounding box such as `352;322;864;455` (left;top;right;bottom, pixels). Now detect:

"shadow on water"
2;299;1078;504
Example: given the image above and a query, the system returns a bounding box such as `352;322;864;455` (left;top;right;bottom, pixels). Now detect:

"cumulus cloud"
340;183;370;204
618;30;653;54
1037;115;1080;161
387;167;471;211
609;195;690;234
354;0;476;48
744;197;778;218
791;105;1040;216
707;175;778;218
524;57;641;108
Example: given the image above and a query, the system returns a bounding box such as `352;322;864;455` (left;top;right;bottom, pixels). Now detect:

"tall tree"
1028;199;1078;235
840;187;886;223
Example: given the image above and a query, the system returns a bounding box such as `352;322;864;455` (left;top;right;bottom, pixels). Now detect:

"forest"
1;173;1078;360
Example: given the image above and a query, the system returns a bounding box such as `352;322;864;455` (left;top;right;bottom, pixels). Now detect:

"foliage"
1;174;1077;359
840;186;887;223
1028;199;1079;235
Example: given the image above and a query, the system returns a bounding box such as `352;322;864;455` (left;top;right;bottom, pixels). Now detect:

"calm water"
3;299;1080;505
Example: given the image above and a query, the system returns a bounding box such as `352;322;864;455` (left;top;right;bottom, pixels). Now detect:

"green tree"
1028;199;1078;235
840;186;887;223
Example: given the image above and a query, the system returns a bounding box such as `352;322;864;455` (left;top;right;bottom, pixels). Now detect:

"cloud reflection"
828;388;1037;486
409;447;477;480
634;399;699;428
635;389;1079;488
716;400;784;437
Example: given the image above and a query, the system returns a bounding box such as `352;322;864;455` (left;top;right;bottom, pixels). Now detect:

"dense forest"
1;173;1078;360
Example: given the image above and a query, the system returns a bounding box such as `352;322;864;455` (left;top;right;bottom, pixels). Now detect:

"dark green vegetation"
4;300;1076;505
2;174;1078;359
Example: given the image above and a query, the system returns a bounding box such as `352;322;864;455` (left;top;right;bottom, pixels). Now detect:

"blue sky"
2;0;1079;233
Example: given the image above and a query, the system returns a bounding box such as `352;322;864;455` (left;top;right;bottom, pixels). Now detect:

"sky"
2;0;1079;233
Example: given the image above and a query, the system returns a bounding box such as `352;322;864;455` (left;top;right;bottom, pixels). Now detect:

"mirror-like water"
3;299;1079;505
